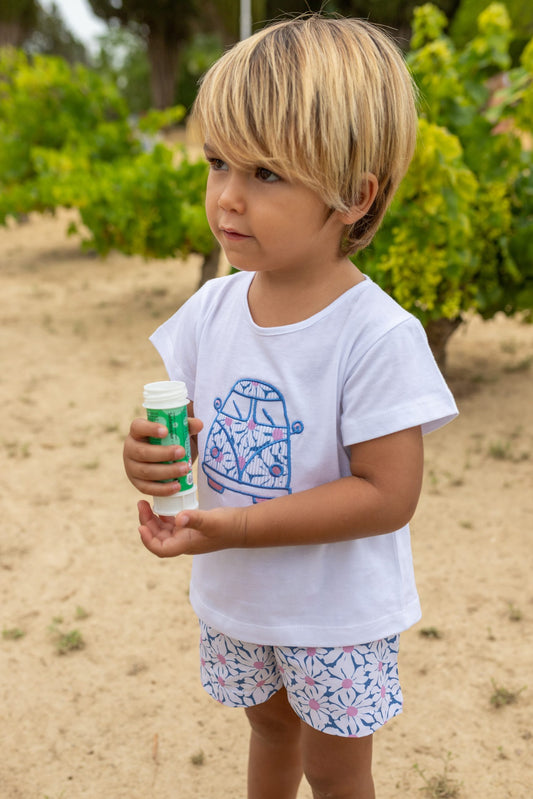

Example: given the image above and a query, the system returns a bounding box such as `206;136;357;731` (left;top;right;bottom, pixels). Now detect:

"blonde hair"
193;15;418;254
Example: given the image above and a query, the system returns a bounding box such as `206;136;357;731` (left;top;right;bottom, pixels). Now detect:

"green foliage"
358;119;480;322
0;48;212;265
23;3;89;64
490;678;526;707
450;0;533;58
0;0;38;28
62;147;214;259
358;3;533;327
88;0;202;108
409;2;448;48
48;619;85;655
175;33;224;110
0;48;137;220
1;4;532;335
92;24;151;114
414;752;462;797
2;627;25;640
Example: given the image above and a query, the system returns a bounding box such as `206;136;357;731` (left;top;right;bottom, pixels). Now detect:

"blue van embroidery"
201;379;304;503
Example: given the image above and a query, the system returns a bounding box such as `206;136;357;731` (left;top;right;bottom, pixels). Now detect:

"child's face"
204;144;348;276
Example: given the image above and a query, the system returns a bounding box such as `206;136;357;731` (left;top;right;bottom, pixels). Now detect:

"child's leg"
270;634;402;798
245;687;303;799
198;624;397;798
245;689;374;799
300;725;375;799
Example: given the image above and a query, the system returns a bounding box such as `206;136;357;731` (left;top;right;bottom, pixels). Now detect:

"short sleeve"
340;317;458;446
149;293;201;401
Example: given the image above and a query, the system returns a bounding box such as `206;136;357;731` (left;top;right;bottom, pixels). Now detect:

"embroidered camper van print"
201;379;304;503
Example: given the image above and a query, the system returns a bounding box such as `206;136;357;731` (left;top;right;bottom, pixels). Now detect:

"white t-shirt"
150;271;458;646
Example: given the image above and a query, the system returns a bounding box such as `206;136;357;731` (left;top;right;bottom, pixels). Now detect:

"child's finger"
187;417;204;435
126;437;183;465
130;417;168;441
174;509;199;529
139;525;187;558
138;500;154;525
139;524;158;552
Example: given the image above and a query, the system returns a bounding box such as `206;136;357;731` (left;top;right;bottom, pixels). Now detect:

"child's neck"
247;259;365;328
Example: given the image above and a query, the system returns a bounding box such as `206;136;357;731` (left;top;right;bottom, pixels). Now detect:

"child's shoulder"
345;276;417;337
331;276;438;370
150;272;250;358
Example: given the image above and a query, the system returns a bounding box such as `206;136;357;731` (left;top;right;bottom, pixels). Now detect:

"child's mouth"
221;228;251;241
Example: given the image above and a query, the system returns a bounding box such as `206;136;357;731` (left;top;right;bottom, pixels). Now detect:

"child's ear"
338;174;379;225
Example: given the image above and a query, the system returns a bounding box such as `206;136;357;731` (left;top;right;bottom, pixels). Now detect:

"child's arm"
137;425;424;557
123;402;203;497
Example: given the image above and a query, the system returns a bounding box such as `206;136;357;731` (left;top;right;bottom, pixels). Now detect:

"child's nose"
218;175;246;213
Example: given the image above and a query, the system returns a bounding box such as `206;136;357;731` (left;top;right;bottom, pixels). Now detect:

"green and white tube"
143;381;198;516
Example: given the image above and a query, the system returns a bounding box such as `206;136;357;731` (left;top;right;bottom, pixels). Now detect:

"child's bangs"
193;20;363;208
195;60;296;178
199;104;287;176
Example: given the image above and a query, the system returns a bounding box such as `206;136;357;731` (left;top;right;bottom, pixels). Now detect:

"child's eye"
256;167;280;183
207;157;228;171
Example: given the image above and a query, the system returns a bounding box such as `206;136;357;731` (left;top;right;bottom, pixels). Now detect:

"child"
124;15;458;799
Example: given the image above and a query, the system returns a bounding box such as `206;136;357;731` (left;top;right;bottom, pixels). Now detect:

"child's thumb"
175;508;200;528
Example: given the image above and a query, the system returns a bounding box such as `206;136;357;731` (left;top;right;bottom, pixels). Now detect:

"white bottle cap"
153;486;199;517
143;380;188;410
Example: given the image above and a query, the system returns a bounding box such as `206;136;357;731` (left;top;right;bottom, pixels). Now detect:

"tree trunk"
424;317;462;374
0;22;25;46
146;31;181;109
198;246;221;289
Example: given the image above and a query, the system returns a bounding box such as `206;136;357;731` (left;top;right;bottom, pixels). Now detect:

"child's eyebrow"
203;143;216;157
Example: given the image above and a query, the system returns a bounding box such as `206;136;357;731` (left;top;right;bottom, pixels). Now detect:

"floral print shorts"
199;621;403;737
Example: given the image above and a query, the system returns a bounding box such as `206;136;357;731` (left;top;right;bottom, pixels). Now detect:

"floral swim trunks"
199;621;403;737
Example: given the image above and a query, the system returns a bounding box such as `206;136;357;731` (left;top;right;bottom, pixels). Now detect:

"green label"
147;406;194;490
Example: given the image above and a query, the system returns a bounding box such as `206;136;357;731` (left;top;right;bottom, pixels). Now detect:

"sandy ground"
1;209;532;799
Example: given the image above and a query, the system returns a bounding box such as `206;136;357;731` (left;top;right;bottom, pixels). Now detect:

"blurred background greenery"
1;0;531;113
1;0;532;366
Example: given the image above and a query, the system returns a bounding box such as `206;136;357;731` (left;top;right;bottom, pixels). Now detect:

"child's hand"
138;500;247;557
123;415;203;496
